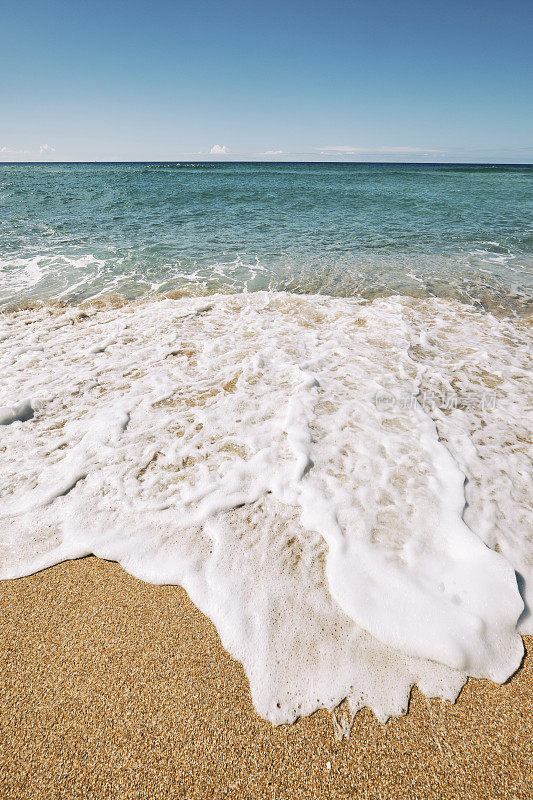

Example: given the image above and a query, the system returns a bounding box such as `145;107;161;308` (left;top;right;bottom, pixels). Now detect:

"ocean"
1;162;531;312
0;162;531;727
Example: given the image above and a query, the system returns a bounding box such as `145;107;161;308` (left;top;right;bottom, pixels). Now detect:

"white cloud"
0;145;31;155
317;145;440;155
263;149;284;155
39;143;56;154
318;145;362;153
210;144;228;155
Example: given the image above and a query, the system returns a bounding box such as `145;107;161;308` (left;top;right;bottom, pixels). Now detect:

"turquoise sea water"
1;162;531;312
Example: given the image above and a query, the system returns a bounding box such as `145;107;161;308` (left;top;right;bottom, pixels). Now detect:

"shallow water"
1;162;532;313
0;292;531;725
1;163;531;726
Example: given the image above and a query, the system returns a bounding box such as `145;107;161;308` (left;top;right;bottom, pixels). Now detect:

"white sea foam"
0;253;110;307
0;292;530;725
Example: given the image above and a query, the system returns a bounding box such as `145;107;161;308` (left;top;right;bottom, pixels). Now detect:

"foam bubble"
0;292;530;725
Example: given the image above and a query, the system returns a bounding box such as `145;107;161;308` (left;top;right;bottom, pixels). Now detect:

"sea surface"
1;162;531;727
1;162;532;312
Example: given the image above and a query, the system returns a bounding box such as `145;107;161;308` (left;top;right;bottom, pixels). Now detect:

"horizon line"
1;160;532;166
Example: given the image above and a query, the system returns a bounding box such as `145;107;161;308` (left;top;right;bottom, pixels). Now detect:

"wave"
0;292;530;726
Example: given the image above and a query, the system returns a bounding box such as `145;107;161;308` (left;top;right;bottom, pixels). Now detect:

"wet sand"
0;556;531;800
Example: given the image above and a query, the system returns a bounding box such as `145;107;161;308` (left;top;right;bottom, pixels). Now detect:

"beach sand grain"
0;557;531;800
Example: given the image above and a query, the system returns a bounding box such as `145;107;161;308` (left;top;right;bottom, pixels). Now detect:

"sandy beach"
1;556;531;800
2;0;532;794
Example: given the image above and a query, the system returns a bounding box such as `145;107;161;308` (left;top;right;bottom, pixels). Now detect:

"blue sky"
1;0;532;162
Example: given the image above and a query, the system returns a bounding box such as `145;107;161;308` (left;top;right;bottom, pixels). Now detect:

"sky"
1;0;532;162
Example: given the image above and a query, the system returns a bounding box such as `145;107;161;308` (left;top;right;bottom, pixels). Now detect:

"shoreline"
1;289;531;726
2;284;532;322
1;556;531;800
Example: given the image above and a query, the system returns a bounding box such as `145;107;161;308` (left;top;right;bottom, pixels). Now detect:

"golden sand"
0;557;531;799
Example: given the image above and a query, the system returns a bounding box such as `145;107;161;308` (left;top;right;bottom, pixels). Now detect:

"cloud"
39;143;56;154
263;149;284;155
210;144;228;155
0;145;31;155
316;145;440;155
